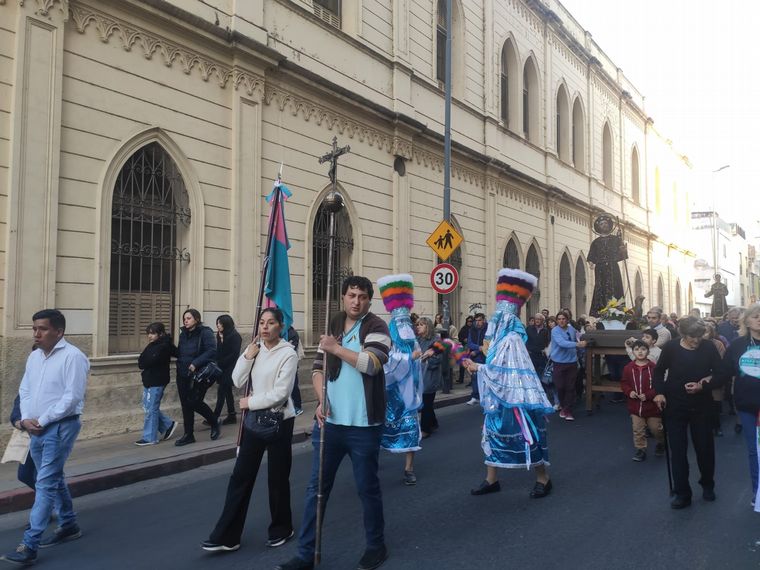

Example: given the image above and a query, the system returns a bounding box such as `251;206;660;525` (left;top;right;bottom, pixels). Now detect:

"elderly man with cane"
276;276;391;570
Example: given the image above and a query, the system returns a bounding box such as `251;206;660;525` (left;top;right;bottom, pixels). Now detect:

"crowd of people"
5;278;760;568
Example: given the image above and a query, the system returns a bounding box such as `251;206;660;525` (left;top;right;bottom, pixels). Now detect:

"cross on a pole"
318;136;351;188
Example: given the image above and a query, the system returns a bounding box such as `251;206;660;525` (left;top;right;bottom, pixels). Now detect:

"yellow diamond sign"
426;220;463;261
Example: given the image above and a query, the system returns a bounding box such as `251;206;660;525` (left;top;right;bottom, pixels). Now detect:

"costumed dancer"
463;268;555;499
378;274;425;486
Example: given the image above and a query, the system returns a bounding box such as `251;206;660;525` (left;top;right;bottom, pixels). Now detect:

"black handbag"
191;333;222;388
243;408;284;442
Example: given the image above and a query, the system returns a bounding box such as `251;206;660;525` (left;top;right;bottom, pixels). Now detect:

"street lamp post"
711;164;730;276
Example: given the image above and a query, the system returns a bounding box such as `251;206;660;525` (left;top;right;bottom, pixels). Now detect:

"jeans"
470;371;480;399
142;386;174;443
297;423;384;561
210;417;295;545
24;418;80;551
739;410;759;494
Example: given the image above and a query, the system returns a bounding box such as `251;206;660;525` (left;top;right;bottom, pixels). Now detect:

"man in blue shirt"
277;277;391;570
2;309;89;567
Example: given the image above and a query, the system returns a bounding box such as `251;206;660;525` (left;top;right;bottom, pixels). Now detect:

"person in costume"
378;274;425;486
463;269;555;499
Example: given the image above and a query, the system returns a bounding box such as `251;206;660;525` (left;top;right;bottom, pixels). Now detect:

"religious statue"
587;214;628;316
704;273;729;317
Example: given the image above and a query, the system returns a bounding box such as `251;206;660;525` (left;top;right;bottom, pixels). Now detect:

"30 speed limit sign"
430;263;459;294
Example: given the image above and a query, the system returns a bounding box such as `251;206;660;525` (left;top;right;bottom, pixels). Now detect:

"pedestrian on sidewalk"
212;315;242;425
463;269;555;499
378;274;424;486
620;341;665;462
416;317;442;438
174;309;220;446
654;316;723;509
202;307;298;553
135;322;177;446
551;313;587;421
276;276;391;570
465;313;487;405
1;310;89;567
456;316;473;384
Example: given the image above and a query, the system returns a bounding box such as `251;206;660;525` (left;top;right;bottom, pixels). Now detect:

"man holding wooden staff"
276;276;391;570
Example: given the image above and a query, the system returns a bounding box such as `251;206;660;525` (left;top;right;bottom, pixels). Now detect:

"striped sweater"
313;311;391;425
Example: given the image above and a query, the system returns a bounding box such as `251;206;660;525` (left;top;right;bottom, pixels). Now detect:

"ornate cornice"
18;0;69;20
68;3;263;97
488;179;545;210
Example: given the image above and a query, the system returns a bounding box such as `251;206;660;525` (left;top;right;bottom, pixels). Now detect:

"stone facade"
0;0;695;440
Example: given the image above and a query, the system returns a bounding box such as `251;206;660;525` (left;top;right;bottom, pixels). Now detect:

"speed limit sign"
430;263;459;294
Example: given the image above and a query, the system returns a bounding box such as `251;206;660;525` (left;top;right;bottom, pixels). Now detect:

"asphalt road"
0;402;758;570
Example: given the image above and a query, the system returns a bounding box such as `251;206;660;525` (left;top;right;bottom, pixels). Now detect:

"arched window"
525;243;541;318
575;256;587;317
503;237;520;269
522;57;539;143
556;84;570;162
634;270;643;300
559;252;572;311
657;275;664;308
436;0;447;83
602;121;613;187
572;97;585;171
109;142;191;354
631;146;640;204
675;279;682;316
312;198;354;340
500;39;518;128
435;0;463;94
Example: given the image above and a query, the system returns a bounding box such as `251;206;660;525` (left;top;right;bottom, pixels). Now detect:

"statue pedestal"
599;319;626;330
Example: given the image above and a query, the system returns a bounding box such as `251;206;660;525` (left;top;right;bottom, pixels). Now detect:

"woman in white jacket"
202;308;298;553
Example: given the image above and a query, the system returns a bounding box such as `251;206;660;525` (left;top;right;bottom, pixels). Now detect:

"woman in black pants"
654;317;722;509
202;308;298;552
416;317;442;438
174;308;220;446
213;315;242;425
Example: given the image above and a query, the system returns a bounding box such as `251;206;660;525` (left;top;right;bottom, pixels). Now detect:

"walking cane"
661;412;674;496
314;190;344;566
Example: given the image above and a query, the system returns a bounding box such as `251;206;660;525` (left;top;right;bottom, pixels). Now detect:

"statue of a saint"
704;274;729;317
587;214;628;316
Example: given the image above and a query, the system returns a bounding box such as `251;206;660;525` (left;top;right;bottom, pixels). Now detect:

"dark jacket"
654;339;722;414
216;328;242;385
138;335;175;388
719;335;760;414
526;325;549;355
176;325;217;379
10;395;21;426
457;324;471;344
467;325;487;364
418;336;442;394
313;311;390;425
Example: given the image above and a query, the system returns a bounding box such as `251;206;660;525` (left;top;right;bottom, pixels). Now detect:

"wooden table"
584;346;627;414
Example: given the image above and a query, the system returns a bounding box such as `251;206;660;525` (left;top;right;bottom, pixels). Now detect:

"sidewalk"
0;381;473;514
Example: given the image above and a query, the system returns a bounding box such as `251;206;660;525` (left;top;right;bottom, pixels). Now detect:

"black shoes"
175;433;196;447
266;530;295;548
703;488;716;501
403;470;417;486
275;557;314;570
632;449;646;462
357;545;388;570
201;540;240;552
670;495;692;509
654;443;666;457
470;480;501;496
529;479;553;499
39;524;82;548
163;421;177;441
210;424;221;440
221;414;237;425
0;543;37;566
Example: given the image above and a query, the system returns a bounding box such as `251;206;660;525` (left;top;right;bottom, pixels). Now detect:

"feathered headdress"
378;274;415;342
496;268;538;313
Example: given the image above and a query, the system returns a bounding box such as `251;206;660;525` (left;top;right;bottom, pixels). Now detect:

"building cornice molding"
13;0;69;20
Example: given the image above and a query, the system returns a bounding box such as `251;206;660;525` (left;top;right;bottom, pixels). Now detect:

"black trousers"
176;375;217;435
665;409;715;498
213;378;236;418
420;392;438;434
209;417;295;545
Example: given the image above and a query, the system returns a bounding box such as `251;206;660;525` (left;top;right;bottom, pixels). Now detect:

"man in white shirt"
1;310;89;567
646;308;671;348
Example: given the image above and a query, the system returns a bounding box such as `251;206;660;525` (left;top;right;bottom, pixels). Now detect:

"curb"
0;394;471;514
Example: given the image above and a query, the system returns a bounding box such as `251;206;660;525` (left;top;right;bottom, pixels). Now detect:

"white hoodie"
232;338;298;420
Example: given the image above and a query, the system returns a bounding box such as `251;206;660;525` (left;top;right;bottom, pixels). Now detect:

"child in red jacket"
620;341;665;462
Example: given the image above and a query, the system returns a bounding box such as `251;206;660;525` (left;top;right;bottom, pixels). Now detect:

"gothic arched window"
525;243;541;318
503;237;520;269
109;142;191;354
559;253;572;311
575;256;587;317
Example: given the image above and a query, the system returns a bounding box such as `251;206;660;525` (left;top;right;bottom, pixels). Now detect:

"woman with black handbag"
212;314;243;425
174;308;220;446
202;307;298;553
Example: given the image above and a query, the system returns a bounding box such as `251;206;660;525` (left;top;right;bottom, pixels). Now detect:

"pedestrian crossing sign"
426;220;463;261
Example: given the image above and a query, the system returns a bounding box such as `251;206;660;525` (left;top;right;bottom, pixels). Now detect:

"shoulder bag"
192;333;222;388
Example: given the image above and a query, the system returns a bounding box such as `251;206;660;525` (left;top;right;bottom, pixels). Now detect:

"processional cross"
318;136;351;189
